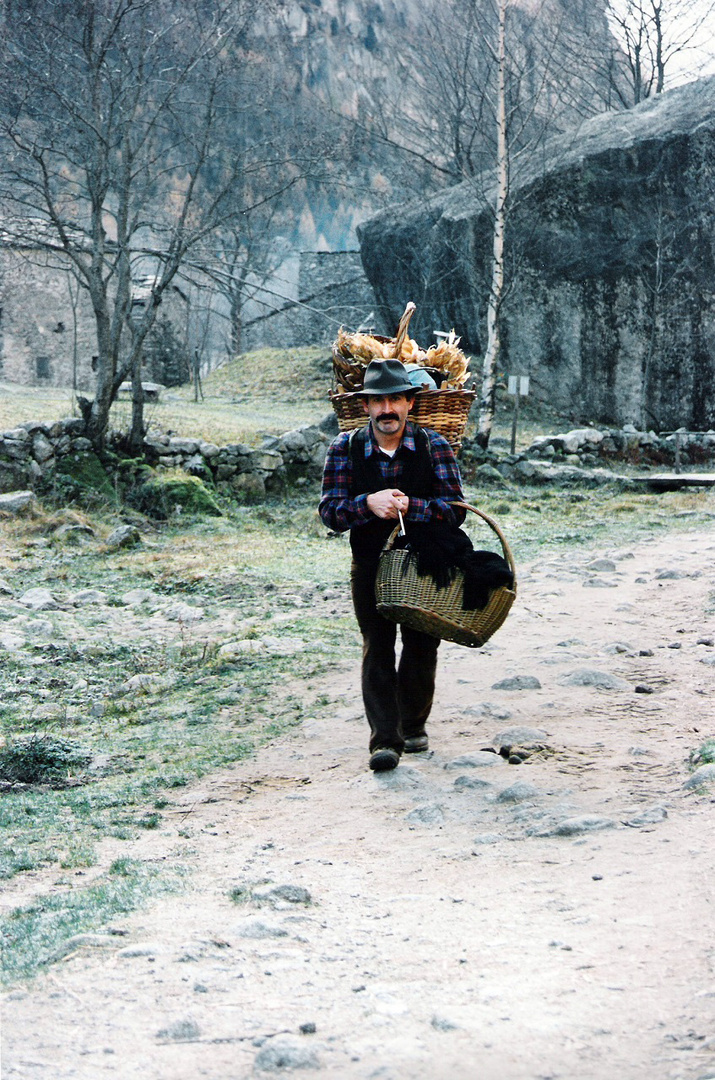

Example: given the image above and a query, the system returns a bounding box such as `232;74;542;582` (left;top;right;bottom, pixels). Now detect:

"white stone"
72;589;107;606
19;587;58;610
0;491;35;513
122;672;173;693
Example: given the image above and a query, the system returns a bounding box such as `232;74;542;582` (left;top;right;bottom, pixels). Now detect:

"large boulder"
358;78;715;431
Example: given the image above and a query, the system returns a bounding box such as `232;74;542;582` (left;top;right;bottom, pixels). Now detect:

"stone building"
242;251;384;351
358;77;715;432
0;240;383;389
0;239;98;390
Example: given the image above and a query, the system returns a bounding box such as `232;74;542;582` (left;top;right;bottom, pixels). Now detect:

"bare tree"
606;0;715;105
0;0;304;452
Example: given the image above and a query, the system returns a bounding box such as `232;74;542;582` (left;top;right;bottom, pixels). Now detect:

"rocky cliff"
357;78;715;431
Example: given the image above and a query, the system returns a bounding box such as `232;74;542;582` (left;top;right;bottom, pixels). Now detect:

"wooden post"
510;385;519;454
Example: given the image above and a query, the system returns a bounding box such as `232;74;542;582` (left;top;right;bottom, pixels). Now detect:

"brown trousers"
350;558;439;754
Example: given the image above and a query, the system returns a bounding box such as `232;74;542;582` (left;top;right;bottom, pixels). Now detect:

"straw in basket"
375;503;517;649
330;303;476;452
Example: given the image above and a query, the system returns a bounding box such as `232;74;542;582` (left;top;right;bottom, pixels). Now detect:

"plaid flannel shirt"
319;421;465;534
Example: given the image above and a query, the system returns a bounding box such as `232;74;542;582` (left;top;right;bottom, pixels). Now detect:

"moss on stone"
54;451;117;502
129;469;222;519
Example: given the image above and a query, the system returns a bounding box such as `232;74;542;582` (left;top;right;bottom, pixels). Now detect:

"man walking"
319;358;465;772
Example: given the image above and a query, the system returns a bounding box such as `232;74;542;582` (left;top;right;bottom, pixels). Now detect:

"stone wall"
0;416;334;501
357;78;715;432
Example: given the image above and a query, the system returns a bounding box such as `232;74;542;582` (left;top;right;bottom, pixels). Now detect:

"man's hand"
366;489;409;520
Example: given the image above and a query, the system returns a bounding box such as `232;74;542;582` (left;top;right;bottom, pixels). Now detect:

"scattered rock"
117;943;163;958
444;752;501;771
372;766;427;790
219;639;267;659
18;587;58;611
105;525;141;549
586;558;617;572
683;764;715;790
0;631;25;650
471;833;500;846
253;1037;321;1072
558;668;629;690
406;804;445;825
156;1018;201;1042
491;675;542;691
453;775;494;791
53;523;95;544
496;781;541;803
163;602;205;623
602;641;634;655
583;578;618;588
0;491;35;514
252;885;312;906
634;684;655;694
431;1015;459;1031
697;637;714;647
71;589;107;606
624;806;668;827
492;726;549;749
0;578;14;596
122;673;173;693
536;815;617;837
463;702;512;720
234;918;289;939
120;588;157;606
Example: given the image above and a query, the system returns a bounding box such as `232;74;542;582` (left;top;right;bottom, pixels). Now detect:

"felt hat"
360;358;416;395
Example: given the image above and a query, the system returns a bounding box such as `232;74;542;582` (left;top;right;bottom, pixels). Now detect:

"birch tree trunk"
476;0;508;449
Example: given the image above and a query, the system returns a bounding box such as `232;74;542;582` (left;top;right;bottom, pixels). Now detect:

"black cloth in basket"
374;503;517;649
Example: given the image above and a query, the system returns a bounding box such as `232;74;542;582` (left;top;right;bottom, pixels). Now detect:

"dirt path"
4;527;715;1080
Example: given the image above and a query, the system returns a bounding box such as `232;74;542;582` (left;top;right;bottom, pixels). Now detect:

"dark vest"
349;423;434;563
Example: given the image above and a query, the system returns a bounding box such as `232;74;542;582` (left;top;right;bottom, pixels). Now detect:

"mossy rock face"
54;451;116;502
129;470;222;519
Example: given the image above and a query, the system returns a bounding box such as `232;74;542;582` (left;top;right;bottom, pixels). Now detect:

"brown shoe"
369;747;400;772
403;735;429;753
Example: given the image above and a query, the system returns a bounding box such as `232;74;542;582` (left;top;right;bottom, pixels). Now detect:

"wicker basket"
330;387;476;452
375;503;517;648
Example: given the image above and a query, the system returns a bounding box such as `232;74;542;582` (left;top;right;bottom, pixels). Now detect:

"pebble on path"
534;815;617;837
491;675;542;691
558;668;630;691
492;726;549;749
683;764;715;790
444;752;501;771
254;1038;321;1072
496;781;542;803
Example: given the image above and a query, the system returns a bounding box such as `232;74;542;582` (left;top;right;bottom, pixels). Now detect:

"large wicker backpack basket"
330;302;476;451
375;503;517;649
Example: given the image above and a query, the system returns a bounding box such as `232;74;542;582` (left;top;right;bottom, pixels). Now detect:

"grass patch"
691;739;715;768
0;859;184;984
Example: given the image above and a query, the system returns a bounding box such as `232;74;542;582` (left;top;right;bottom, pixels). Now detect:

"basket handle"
451;502;517;580
381;501;517;583
391;302;416;358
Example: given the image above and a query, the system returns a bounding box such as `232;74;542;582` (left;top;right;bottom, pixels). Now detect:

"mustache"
376;413;399;423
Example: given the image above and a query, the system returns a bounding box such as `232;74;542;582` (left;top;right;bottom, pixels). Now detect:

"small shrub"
0;736;92;786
